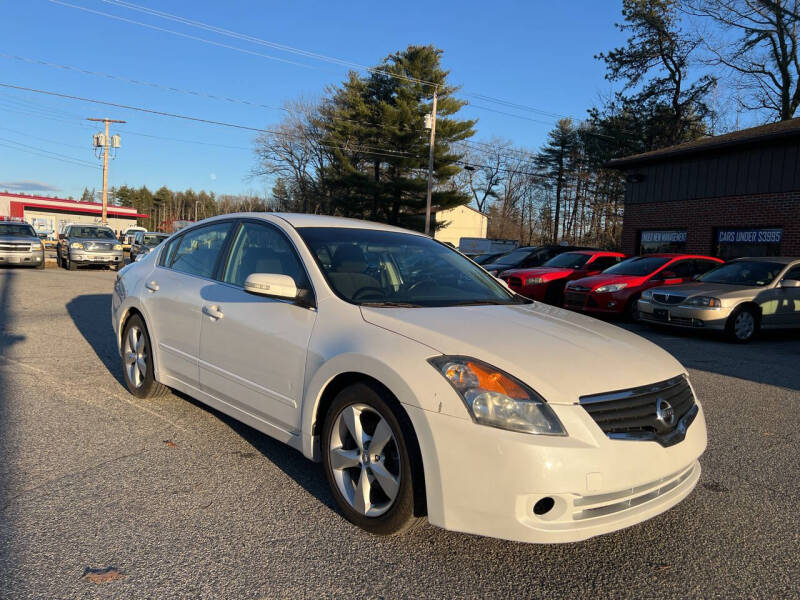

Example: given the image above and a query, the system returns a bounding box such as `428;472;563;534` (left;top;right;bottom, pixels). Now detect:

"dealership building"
0;192;146;236
607;118;800;259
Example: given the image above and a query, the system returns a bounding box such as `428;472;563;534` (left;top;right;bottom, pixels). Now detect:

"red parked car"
500;250;627;305
563;254;724;319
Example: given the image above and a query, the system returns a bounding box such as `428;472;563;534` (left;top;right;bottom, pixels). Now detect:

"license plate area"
654;308;670;321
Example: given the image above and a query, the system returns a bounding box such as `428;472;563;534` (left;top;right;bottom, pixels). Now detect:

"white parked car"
111;213;707;543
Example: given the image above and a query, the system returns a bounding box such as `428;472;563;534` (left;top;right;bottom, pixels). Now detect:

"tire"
725;306;759;343
121;314;170;399
626;294;641;322
67;258;77;271
36;259;45;270
322;382;424;536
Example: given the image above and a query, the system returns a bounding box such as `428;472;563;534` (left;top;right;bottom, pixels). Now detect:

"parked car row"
492;248;799;342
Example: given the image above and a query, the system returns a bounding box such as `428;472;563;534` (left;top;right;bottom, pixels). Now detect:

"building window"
639;230;687;254
715;228;782;260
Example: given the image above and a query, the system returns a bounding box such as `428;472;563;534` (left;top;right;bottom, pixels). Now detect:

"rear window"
542;252;591;269
604;256;671;276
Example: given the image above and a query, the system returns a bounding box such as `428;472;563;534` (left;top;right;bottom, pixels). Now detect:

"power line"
0;138;100;170
0;53;291;114
0;82;421;161
97;0;436;87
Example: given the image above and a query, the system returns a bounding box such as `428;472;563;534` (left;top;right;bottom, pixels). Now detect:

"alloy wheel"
123;325;148;388
329;403;401;517
734;311;755;340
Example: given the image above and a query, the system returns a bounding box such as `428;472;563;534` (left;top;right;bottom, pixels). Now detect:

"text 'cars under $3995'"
112;214;707;544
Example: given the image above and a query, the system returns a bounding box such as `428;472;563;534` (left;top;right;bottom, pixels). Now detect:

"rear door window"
170;222;233;278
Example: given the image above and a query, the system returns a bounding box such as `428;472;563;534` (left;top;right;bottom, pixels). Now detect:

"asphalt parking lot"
1;267;798;599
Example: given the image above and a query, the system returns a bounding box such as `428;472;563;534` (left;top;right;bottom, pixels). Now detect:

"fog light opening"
533;497;555;516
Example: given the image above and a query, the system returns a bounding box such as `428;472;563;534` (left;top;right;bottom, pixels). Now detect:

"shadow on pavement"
65;293;125;387
176;391;336;512
0;270;24;569
622;321;800;392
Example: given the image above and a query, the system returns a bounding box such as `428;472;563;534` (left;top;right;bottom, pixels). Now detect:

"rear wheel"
726;306;759;343
322;382;423;536
121;314;170;399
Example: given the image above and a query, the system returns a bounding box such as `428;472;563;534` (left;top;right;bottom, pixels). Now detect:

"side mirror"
244;273;298;300
779;278;800;288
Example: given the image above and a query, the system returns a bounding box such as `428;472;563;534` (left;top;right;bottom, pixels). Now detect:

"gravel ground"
0;267;798;599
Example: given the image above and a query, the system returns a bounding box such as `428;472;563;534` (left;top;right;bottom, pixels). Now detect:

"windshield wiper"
360;301;423;308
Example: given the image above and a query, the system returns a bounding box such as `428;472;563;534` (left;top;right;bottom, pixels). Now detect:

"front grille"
579;375;696;447
0;242;32;252
653;292;686;305
564;291;587;308
84;242;113;252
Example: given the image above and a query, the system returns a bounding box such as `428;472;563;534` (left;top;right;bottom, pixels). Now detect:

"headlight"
113;244;123;250
683;296;721;308
641;289;653;300
70;242;83;249
428;356;565;435
525;277;544;285
595;283;628;293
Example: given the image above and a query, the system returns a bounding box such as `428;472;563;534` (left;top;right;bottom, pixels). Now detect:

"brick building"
607;119;800;259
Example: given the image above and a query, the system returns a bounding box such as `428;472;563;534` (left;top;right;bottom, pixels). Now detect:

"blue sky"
0;0;628;200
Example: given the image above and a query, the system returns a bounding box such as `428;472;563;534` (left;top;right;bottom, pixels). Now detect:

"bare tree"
685;0;800;120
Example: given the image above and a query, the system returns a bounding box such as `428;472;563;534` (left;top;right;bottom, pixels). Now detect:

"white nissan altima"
111;213;707;543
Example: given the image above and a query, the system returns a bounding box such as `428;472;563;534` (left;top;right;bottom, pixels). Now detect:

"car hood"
568;273;643;290
650;282;761;301
503;267;573;280
0;235;38;243
360;303;685;404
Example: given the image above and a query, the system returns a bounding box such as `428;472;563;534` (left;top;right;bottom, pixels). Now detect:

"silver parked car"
638;257;800;342
0;221;45;269
57;224;124;271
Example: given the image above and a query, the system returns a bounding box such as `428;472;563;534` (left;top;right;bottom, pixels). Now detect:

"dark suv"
481;245;597;276
57;224;124;271
130;231;169;262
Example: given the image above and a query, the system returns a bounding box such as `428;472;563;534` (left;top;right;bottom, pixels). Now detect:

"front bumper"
564;288;628;314
638;300;730;330
69;250;124;266
406;399;706;544
0;250;44;266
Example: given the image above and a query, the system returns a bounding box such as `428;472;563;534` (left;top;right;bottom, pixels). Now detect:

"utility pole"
88;118;125;224
424;88;438;236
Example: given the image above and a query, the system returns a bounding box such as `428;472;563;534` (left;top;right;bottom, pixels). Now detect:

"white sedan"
111;213;707;543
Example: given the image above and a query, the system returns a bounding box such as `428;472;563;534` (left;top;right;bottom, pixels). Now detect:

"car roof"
247;212;420;234
730;256;799;264
565;250;626;256
637;253;722;260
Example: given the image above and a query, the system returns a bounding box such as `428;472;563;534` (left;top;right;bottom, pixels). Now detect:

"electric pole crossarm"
88;118;126;224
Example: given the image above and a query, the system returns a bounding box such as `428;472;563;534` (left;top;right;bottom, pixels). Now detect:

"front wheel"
726;306;759;343
322;382;423;536
121;314;170;398
67;258;77;271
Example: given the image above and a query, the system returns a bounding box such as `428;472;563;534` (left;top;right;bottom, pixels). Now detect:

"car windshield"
492;248;534;266
297;227;528;307
0;223;36;237
542;252;591;269
698;261;784;286
70;227;116;239
603;256;671;276
143;234;168;246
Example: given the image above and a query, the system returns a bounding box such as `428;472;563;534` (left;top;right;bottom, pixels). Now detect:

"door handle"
145;281;159;292
202;304;224;320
